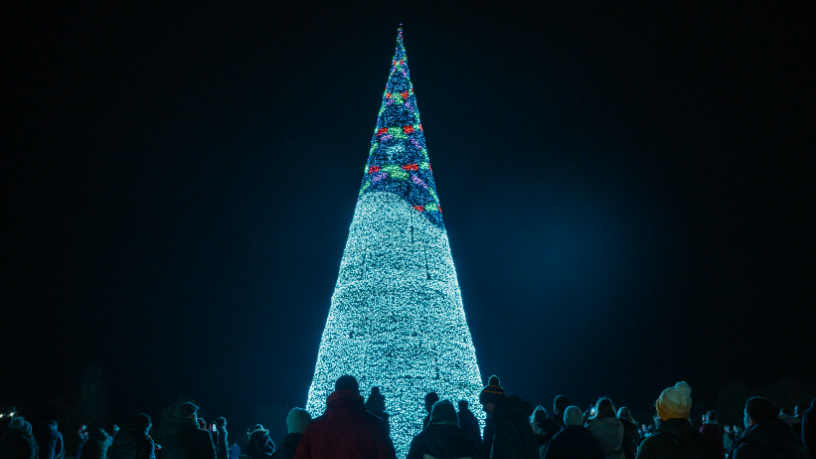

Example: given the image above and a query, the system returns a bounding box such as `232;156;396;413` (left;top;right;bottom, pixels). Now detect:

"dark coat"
731;418;807;459
368;412;390;439
635;418;723;459
162;419;216;459
488;395;537;459
543;425;603;459
0;429;38;459
406;424;477;459
211;430;227;459
246;431;273;459
270;434;301;459
33;424;62;459
458;408;482;447
107;425;154;459
619;419;639;459
293;390;396;459
803;402;816;454
532;418;560;458
699;423;725;454
479;417;494;459
81;430;112;459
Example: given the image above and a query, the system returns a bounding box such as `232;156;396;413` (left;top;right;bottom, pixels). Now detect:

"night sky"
3;0;814;431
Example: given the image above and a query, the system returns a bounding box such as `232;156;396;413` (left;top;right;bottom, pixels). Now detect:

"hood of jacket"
588;416;622;440
249;431;268;442
656;417;695;439
494;394;534;422
738;418;802;451
324;390;366;418
167;418;200;437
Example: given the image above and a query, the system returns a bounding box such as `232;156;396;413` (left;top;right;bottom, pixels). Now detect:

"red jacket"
294;390;396;459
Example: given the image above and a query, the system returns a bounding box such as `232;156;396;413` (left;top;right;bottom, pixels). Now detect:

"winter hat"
564;406;583;426
655;381;692;421
429;400;458;425
334;375;359;393
175;402;199;418
285;408;311;434
131;414;151;431
479;375;506;406
617;407;634;423
250;424;268;433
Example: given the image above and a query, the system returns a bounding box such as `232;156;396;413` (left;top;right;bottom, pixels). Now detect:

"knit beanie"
429;400;458;425
479;375;506;406
285;408;312;434
131;414;151;431
564;406;583;426
656;381;692;421
10;418;32;434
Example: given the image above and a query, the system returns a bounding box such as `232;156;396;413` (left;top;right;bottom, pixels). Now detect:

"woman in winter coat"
0;419;38;459
245;426;274;459
585;398;624;459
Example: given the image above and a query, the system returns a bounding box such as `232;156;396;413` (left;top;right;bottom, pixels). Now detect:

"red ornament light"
413;205;425;212
402;125;414;134
368;166;381;173
401;163;419;171
377;128;388;135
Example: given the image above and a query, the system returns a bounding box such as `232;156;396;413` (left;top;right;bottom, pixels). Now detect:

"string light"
305;28;484;456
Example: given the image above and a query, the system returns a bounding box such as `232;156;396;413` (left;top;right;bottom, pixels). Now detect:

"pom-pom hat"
656;381;692;421
479;375;506;405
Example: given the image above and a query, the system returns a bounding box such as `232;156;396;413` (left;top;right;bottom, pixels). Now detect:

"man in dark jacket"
107;414;154;459
271;409;310;459
423;393;440;431
162;403;216;459
210;419;227;459
407;400;476;459
543;406;603;459
731;397;807;459
803;398;816;456
552;396;570;430
33;421;63;459
365;388;390;438
294;375;395;459
479;375;536;459
0;418;38;459
616;408;639;459
457;400;482;447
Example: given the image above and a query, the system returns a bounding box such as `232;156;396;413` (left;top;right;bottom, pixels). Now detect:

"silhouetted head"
553;395;570;416
334;375;359;394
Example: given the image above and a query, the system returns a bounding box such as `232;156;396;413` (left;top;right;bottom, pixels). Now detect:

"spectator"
0;418;38;459
731;397;806;459
802;398;816;455
723;425;734;451
423;393;440;430
33;421;62;459
552;397;570;430
228;444;240;459
80;429;112;459
365;387;390;437
407;400;476;459
529;406;559;458
162;402;216;459
479;375;537;459
635;381;722;459
76;426;89;459
211;419;227;459
585;398;623;459
294;375;395;459
456;400;481;447
616;408;639;459
246;426;274;459
271;408;310;459
699;411;725;454
111;427;120;439
107;414;154;459
543;406;603;459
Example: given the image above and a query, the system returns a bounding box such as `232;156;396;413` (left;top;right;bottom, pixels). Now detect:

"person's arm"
138;438;155;459
55;433;65;459
405;437;423;459
373;423;397;459
293;425;311;459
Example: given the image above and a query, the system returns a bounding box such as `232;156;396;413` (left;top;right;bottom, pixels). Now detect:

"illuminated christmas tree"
305;28;484;455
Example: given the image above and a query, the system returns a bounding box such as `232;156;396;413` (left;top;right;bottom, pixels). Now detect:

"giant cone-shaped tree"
305;28;483;455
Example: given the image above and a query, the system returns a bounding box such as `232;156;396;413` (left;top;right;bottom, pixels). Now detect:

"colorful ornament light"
305;28;484;456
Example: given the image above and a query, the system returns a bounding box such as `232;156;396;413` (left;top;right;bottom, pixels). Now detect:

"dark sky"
3;0;814;430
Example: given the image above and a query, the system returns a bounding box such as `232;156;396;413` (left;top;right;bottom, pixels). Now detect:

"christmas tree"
305;28;483;455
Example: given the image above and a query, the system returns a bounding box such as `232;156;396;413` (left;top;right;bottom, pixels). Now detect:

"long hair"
590;397;617;420
530;405;549;426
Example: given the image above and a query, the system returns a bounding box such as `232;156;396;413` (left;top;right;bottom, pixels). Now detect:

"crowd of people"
1;375;814;459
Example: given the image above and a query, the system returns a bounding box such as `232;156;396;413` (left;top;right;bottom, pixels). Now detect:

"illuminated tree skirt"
305;191;484;456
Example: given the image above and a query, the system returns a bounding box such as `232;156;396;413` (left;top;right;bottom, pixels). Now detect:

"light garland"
305;28;484;456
